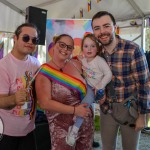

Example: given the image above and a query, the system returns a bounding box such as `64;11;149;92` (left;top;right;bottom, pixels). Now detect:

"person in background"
0;23;40;150
66;33;112;146
143;51;150;134
35;34;94;150
141;113;150;134
91;11;150;150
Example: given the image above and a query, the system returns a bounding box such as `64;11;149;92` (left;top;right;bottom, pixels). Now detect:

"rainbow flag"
0;41;4;59
97;0;101;3
88;0;91;12
39;64;86;100
80;8;83;18
72;15;75;19
116;26;120;35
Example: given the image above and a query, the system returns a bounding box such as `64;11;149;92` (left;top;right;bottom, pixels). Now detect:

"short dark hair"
14;23;40;38
91;11;116;27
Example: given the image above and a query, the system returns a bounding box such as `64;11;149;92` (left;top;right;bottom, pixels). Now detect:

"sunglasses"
20;34;39;45
57;41;74;52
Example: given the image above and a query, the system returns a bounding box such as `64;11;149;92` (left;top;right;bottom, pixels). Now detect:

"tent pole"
0;0;25;16
126;0;145;50
141;18;145;50
126;0;144;18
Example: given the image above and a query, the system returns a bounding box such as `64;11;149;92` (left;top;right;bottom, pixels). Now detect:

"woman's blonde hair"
53;34;74;45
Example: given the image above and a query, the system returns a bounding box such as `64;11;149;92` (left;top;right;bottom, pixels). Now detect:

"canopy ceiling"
0;0;150;32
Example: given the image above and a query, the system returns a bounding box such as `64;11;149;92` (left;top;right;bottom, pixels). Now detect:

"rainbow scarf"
39;64;86;100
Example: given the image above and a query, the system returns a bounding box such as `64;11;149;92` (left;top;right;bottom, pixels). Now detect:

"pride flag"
116;26;120;35
0;42;4;59
80;8;83;18
97;0;101;3
88;0;91;12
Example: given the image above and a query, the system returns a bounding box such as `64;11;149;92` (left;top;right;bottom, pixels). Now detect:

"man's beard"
97;33;114;46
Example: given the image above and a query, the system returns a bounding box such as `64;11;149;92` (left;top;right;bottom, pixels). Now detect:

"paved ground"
93;104;150;150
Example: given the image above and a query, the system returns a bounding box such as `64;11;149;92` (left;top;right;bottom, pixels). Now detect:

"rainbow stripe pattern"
39;64;86;100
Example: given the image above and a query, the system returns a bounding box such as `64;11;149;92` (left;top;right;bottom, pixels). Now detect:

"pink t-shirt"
0;53;40;136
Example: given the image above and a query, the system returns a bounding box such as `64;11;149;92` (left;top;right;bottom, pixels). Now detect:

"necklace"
51;59;66;72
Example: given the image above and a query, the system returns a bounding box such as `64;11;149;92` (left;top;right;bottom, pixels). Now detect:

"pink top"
0;53;40;136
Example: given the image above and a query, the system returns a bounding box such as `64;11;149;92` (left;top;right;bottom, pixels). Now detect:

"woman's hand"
74;103;91;118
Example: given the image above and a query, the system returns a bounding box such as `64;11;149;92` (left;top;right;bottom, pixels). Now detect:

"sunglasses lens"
32;38;39;45
22;35;39;45
22;35;30;43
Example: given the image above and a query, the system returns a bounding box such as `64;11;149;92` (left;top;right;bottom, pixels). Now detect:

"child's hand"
94;89;97;95
77;55;83;61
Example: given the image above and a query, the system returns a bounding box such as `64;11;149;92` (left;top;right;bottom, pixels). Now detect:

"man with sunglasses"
0;23;40;150
91;11;150;150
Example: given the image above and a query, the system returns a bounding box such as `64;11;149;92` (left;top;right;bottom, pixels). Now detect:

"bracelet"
73;106;76;115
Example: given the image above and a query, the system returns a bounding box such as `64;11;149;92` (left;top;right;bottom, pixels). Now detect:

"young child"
66;33;112;146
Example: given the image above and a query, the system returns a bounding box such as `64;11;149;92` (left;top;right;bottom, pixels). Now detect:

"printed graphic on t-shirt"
82;66;96;79
12;71;35;119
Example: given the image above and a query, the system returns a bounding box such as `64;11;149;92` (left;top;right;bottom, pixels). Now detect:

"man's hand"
15;88;27;106
135;114;146;131
98;93;106;105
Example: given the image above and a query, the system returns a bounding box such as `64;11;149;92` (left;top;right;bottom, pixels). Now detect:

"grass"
94;115;100;131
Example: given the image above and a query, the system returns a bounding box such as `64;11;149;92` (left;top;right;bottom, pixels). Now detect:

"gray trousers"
100;111;140;150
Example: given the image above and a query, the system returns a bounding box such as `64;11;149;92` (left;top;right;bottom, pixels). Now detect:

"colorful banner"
97;0;101;3
116;26;120;35
80;8;83;18
88;0;91;12
32;47;38;58
0;32;5;59
46;19;93;60
0;42;4;59
72;15;75;19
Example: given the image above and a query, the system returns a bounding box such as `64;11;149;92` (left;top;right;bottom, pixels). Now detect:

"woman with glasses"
0;23;40;150
35;34;94;150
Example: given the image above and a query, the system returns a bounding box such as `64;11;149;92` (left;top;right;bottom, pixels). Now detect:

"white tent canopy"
0;0;150;32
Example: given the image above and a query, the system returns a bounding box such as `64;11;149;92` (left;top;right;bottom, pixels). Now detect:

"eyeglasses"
20;34;39;45
57;41;74;51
